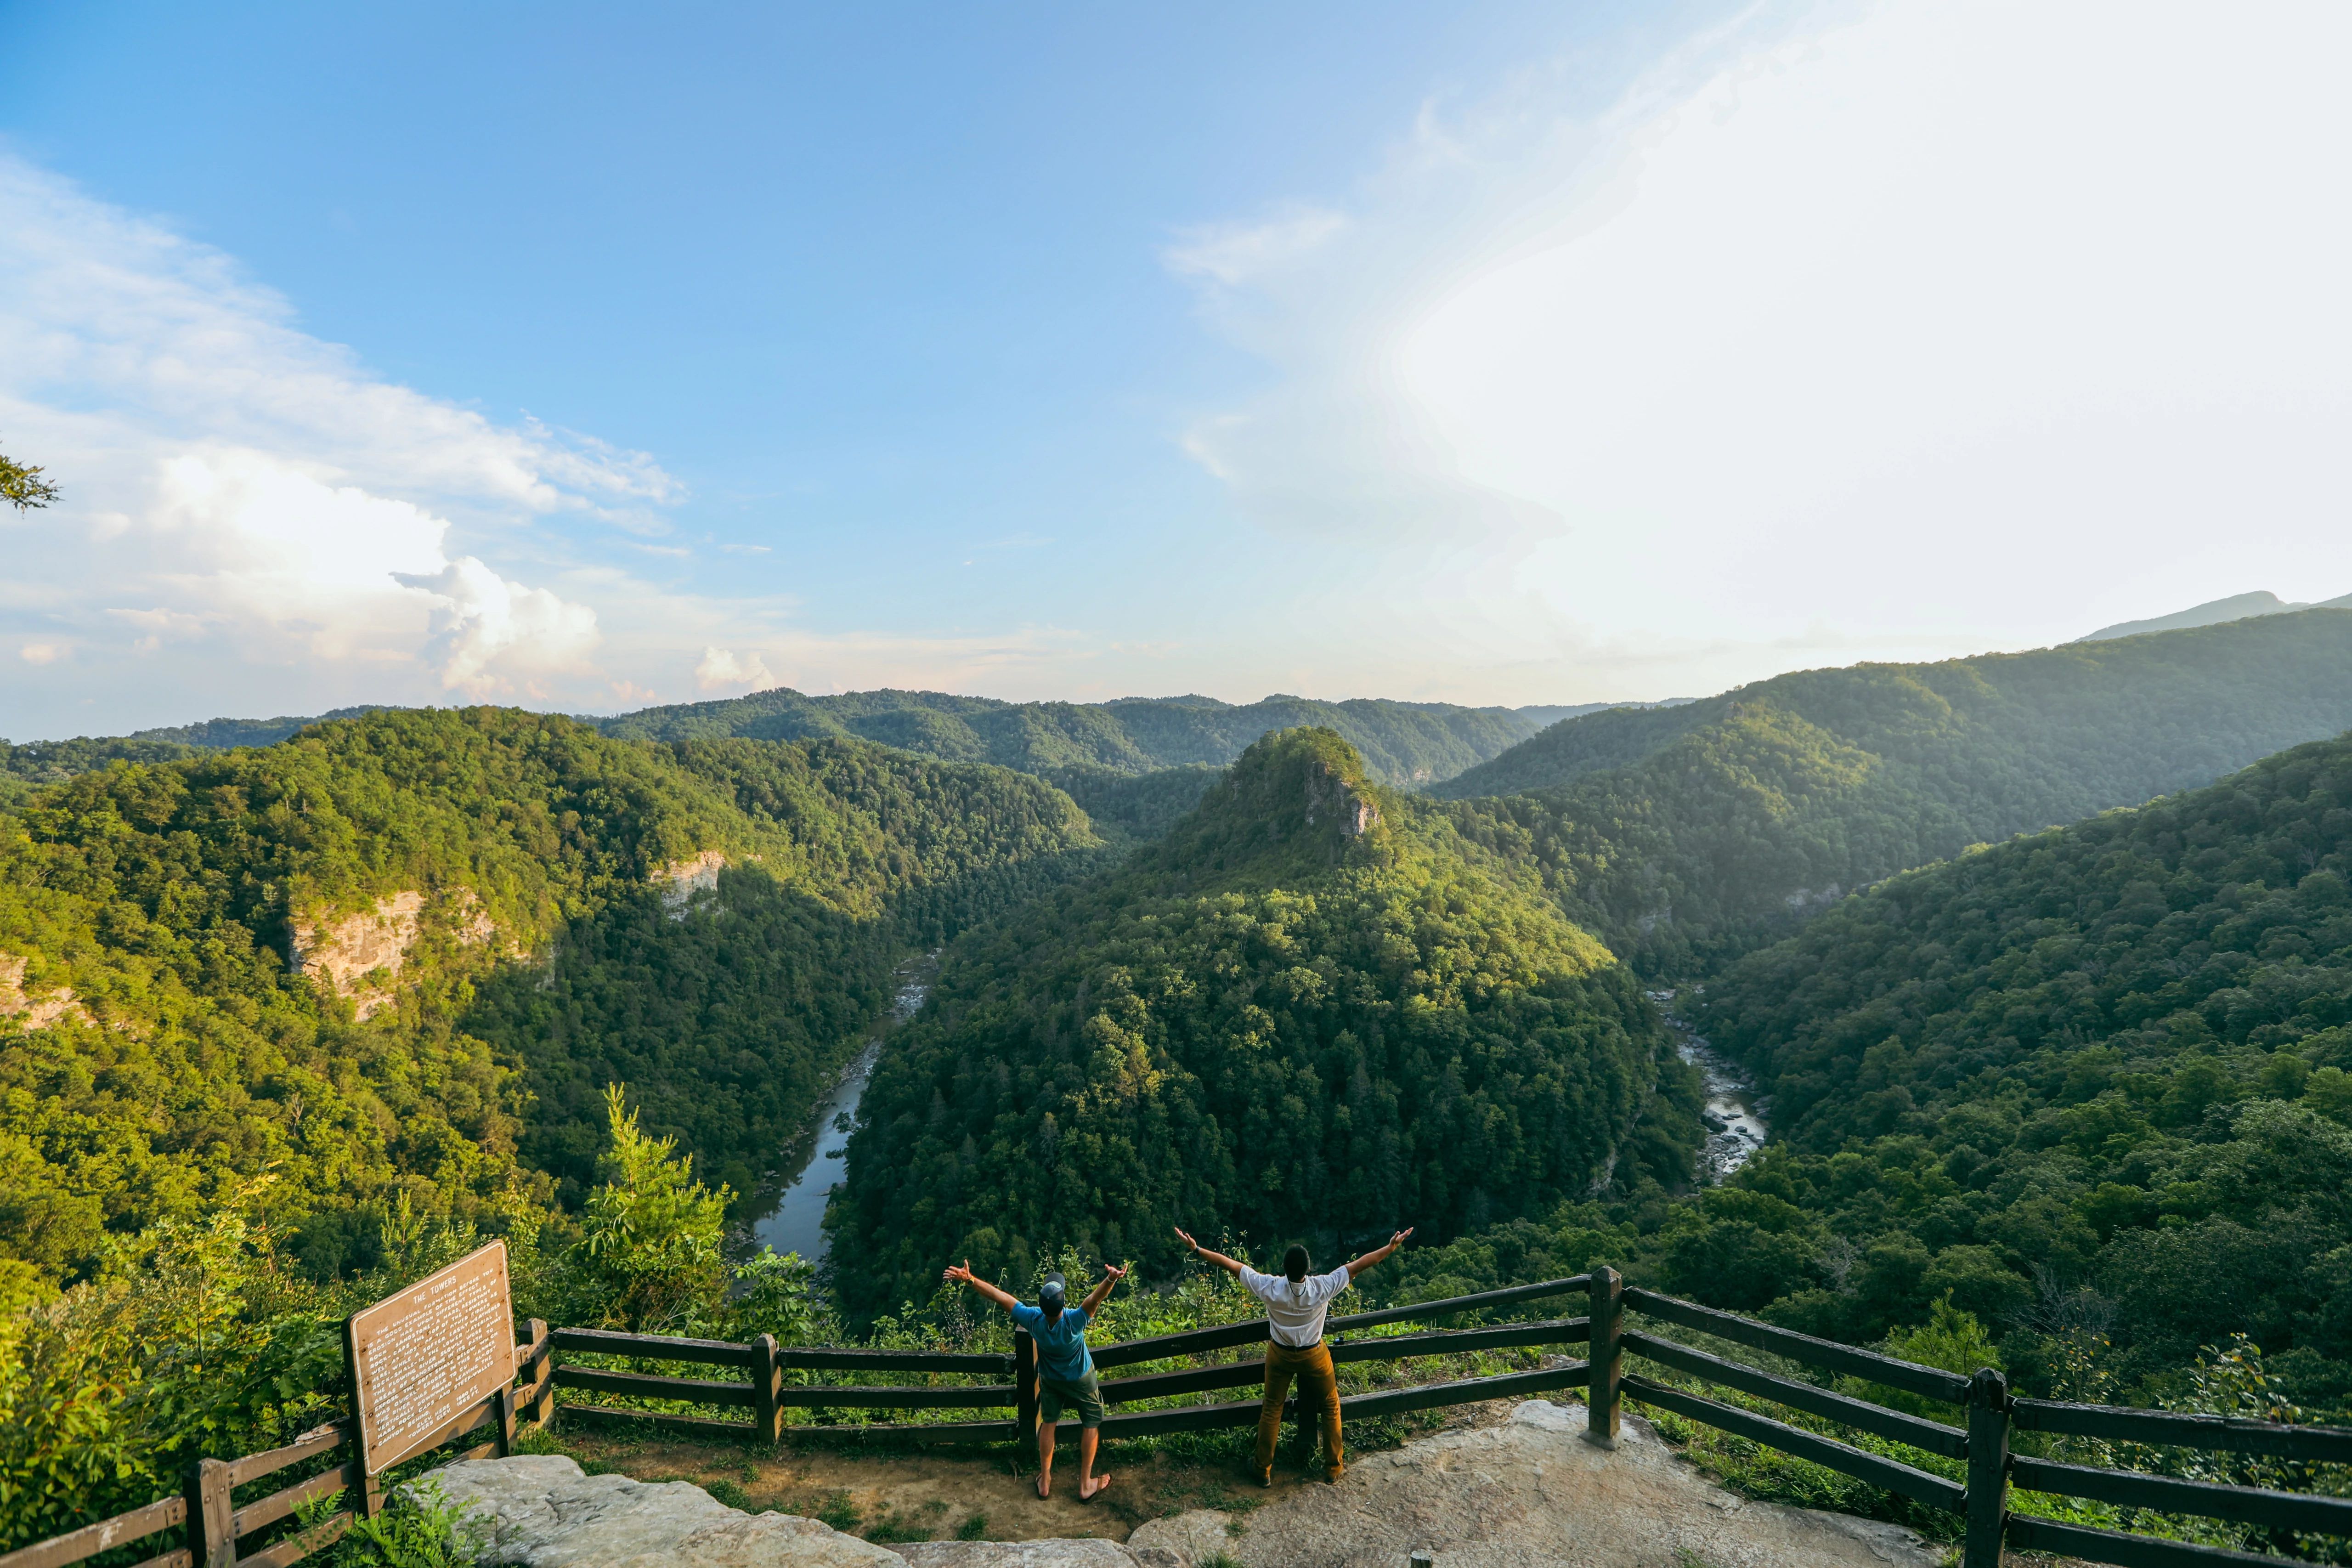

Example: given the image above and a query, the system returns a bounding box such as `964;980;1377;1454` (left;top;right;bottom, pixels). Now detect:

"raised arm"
1080;1262;1127;1316
1173;1226;1247;1277
944;1259;1020;1313
1343;1228;1415;1280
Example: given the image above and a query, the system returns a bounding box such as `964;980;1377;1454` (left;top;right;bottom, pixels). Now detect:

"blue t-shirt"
1009;1302;1093;1382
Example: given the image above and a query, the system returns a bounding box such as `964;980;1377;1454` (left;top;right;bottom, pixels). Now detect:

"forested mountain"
1433;609;2352;802
0;708;388;802
1682;734;2352;1408
1432;612;2352;973
5;689;1566;802
2077;589;2352;642
0;709;1102;1284
597;687;1546;785
1040;763;1222;845
829;727;1698;1323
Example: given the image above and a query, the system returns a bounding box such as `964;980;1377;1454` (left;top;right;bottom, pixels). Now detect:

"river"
1649;990;1770;1181
751;966;930;1268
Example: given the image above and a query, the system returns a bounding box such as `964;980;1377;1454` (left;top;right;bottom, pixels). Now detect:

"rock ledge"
431;1403;1941;1567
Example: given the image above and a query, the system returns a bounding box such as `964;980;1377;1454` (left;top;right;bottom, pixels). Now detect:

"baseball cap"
1039;1272;1068;1309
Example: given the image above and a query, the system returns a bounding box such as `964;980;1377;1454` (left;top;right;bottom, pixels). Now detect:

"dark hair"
1283;1244;1311;1282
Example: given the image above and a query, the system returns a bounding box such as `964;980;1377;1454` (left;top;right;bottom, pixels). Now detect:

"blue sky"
4;0;2349;738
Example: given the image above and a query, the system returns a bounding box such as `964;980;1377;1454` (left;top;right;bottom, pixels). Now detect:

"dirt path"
548;1401;1516;1546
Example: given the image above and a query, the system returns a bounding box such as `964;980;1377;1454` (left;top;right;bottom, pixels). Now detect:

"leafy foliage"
0;441;59;512
0;1203;521;1555
831;729;1696;1324
1440;611;2352;973
580;1086;731;1333
0;708;1102;1284
338;1480;483;1568
1042;764;1222;845
1688;733;2352;1410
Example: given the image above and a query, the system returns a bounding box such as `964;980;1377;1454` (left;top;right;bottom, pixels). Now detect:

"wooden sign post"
343;1239;518;1514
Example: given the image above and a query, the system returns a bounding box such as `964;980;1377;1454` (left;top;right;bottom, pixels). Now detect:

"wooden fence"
14;1274;2352;1568
547;1273;1593;1447
0;1323;555;1568
1586;1270;2352;1568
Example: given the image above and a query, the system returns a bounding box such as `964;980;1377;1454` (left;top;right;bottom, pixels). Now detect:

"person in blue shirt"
944;1258;1126;1500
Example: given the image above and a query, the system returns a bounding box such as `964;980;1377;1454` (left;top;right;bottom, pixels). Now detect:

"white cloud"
396;557;602;696
0;153;1143;734
1169;0;2352;685
0;157;676;517
693;646;777;693
1165;206;1350;288
0;155;658;730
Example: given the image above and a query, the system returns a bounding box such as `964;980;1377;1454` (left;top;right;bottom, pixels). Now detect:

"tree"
0;443;58;512
580;1085;731;1333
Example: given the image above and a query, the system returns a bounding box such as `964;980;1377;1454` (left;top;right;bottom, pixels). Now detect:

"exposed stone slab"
1124;1402;1941;1568
429;1456;902;1568
886;1543;1144;1568
430;1401;1944;1568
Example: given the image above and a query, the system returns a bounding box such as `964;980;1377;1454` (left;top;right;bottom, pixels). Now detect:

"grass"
862;1499;949;1544
701;1478;752;1511
1628;1351;1964;1549
955;1512;989;1541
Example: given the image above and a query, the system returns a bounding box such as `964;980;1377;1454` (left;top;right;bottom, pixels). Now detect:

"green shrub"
338;1480;482;1568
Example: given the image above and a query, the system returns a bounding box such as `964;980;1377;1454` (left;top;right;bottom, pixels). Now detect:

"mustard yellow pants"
1255;1339;1343;1477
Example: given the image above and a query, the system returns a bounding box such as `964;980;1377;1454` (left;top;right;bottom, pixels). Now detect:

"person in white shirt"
1173;1224;1413;1484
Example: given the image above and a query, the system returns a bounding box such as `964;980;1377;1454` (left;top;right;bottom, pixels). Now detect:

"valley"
8;613;2352;1557
752;962;933;1271
1654;993;1768;1183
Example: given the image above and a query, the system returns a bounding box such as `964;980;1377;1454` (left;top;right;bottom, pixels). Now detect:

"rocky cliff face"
654;850;730;916
289;889;499;1019
0;953;90;1030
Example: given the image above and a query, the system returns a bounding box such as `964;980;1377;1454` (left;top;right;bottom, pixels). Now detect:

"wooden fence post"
753;1334;782;1444
1014;1329;1039;1449
1585;1267;1622;1449
494;1385;518;1457
183;1458;233;1568
525;1318;554;1429
1963;1366;2010;1568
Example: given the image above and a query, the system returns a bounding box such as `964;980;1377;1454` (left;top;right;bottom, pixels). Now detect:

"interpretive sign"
345;1239;517;1475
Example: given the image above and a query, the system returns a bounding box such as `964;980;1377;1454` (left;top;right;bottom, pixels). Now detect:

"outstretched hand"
1101;1262;1128;1282
943;1259;974;1286
1173;1226;1200;1254
1389;1228;1416;1251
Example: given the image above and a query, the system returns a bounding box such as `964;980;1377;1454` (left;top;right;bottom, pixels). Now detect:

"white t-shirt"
1238;1265;1353;1347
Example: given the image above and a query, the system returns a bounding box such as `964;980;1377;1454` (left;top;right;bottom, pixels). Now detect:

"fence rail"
1592;1273;2352;1568
1;1320;552;1568
17;1275;2352;1568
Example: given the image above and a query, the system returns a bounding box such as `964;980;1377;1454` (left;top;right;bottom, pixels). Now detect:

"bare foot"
1079;1474;1112;1502
1035;1473;1051;1500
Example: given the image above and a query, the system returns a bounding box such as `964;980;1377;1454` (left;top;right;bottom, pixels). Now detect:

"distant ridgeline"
830;728;1699;1325
0;707;390;798
0;708;1103;1284
4;690;1598;808
594;688;1549;786
1434;610;2352;973
1688;732;2352;1405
